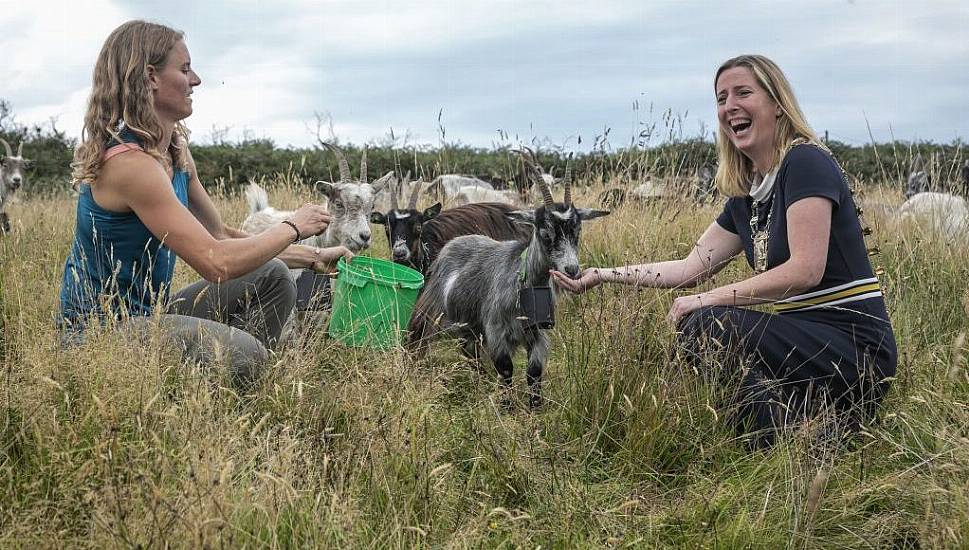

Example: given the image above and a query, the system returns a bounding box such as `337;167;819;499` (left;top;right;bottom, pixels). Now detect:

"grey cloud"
2;0;966;149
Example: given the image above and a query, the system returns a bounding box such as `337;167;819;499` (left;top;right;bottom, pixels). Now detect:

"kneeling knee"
677;305;724;340
265;258;292;280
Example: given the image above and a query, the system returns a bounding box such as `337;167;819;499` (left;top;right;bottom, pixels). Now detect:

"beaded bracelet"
281;220;301;243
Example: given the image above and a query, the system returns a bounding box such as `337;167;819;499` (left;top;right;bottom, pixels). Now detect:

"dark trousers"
123;259;296;388
677;305;895;449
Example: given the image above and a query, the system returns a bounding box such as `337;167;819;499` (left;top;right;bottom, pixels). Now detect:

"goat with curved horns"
242;143;392;256
371;173;441;267
407;148;609;408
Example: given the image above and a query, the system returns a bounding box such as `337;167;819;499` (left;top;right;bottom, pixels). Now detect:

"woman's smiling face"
716;66;781;173
150;40;201;124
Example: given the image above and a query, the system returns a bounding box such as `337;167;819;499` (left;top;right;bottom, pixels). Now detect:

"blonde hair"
713;55;823;197
72;20;189;185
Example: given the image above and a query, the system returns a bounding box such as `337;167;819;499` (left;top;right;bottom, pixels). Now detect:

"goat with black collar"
407;151;609;408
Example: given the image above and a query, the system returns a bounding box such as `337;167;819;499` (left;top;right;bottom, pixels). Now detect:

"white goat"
450;186;521;207
0;138;30;232
241;143;391;255
629;178;674;201
426;175;494;203
897;191;968;241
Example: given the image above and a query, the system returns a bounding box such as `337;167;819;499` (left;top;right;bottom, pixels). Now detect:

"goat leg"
491;352;515;410
525;332;549;410
0;212;8;233
460;335;487;375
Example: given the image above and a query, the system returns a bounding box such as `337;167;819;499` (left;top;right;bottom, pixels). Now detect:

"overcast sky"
1;0;967;152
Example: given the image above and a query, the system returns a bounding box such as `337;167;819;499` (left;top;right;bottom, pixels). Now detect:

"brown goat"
416;202;532;273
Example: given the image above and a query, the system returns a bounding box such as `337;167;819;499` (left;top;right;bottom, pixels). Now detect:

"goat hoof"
498;393;516;412
528;391;544;411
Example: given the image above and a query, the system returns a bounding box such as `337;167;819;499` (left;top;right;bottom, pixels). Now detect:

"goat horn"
360;146;368;183
16;141;23;157
517;147;554;208
322;141;352;183
389;173;401;211
407;175;424;210
0;139;11;158
563;152;573;206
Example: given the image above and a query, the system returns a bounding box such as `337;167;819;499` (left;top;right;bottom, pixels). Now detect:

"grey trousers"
124;259;297;388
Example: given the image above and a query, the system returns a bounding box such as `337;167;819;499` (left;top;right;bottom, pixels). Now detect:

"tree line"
2;99;965;197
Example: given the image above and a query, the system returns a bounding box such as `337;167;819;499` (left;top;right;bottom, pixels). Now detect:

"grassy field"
1;176;967;548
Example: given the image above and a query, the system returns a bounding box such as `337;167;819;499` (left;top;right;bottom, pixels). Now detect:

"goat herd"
241;143;608;407
233;143;969;407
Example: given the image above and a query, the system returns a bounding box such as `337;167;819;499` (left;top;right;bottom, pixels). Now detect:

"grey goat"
0;138;30;232
407;151;609;408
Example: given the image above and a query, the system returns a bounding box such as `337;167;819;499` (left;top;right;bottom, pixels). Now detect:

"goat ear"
505;209;536;225
576;208;611;221
423;203;442;219
314;180;340;199
370;211;387;225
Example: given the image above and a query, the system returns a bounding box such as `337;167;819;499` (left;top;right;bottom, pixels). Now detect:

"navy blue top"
715;144;893;339
59;131;190;328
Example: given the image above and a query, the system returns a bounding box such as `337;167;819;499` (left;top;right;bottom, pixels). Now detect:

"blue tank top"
59;133;190;328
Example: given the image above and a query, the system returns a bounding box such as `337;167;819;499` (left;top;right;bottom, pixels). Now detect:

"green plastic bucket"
327;256;424;349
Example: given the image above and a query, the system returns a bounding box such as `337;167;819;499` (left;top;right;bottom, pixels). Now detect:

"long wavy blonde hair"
713;55;824;198
72;20;189;185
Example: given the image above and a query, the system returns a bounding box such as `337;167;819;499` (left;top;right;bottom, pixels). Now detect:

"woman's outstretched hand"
551;268;602;294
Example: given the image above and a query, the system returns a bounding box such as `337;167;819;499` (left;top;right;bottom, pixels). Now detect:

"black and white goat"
371;176;531;273
407;152;609;408
0;138;30;232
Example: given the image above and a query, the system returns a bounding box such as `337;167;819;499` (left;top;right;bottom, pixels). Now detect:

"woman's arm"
105;152;331;282
182;146;236;239
552;220;744;293
180;146;350;270
667;197;832;324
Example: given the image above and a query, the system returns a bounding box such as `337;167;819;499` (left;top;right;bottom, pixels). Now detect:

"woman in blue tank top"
59;20;350;387
553;55;896;450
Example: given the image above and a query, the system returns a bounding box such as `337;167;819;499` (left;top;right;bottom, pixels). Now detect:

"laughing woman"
553;55;896;449
58;20;349;387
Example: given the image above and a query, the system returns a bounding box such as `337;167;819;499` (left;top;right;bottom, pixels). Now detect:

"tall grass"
1;162;967;548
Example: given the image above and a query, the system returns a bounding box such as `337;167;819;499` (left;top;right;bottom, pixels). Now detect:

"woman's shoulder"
778;142;848;204
783;142;837;169
99;148;170;190
780;142;844;184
